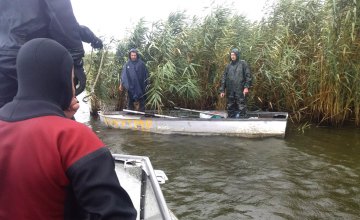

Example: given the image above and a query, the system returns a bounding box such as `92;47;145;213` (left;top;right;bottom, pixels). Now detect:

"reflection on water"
76;104;360;219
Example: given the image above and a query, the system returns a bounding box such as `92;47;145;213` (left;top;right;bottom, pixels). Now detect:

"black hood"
0;38;74;121
230;48;240;62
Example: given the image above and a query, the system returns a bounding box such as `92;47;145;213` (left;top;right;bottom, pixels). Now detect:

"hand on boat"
64;97;80;119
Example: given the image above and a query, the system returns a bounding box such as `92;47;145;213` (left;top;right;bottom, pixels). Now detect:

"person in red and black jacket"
0;38;137;220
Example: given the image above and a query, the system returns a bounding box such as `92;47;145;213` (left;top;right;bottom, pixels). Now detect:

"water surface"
76;108;360;219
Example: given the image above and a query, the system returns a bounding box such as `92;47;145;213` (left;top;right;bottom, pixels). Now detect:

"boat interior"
103;109;288;119
113;154;177;220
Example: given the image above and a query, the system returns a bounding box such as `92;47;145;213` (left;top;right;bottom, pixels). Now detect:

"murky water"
75;106;360;220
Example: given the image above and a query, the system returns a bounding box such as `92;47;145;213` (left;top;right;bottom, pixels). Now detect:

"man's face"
230;52;237;61
130;52;137;61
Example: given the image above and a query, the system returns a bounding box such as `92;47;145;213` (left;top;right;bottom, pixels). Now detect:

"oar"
174;107;225;118
123;109;177;118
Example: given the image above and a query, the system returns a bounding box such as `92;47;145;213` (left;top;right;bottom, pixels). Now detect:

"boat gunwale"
112;154;174;220
98;111;289;121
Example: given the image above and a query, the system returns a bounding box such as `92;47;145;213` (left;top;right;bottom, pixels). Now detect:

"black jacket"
219;49;252;96
220;60;252;96
0;0;84;106
0;0;84;59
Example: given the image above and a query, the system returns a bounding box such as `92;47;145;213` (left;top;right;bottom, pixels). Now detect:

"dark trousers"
127;95;146;112
226;92;246;118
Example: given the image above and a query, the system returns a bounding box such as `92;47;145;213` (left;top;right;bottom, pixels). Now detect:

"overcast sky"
71;0;275;41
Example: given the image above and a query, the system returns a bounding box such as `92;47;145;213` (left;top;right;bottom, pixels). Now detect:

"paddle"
174;107;225;118
123;109;177;119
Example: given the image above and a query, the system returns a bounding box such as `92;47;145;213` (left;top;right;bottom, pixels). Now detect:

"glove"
73;59;86;95
91;37;103;49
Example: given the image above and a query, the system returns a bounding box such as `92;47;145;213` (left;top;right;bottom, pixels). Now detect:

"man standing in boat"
219;48;252;118
119;49;149;112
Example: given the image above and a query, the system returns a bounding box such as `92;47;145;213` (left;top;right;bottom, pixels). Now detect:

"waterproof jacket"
0;0;84;59
0;0;84;106
120;50;149;100
220;59;252;96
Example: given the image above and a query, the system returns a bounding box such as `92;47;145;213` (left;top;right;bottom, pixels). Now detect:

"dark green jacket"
220;60;252;95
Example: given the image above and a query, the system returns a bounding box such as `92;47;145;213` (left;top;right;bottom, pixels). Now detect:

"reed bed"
86;0;360;126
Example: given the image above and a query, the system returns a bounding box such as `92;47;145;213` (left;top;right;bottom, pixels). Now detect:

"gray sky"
71;0;275;40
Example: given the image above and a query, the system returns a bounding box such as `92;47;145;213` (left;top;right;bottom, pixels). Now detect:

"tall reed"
86;0;360;126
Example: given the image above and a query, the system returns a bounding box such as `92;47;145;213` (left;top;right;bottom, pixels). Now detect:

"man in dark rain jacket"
0;0;102;108
0;38;137;220
119;49;149;112
220;48;252;118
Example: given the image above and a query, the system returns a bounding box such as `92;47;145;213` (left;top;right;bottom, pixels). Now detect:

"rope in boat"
82;48;105;103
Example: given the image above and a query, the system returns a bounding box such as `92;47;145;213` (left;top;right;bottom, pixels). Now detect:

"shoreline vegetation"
84;0;360;128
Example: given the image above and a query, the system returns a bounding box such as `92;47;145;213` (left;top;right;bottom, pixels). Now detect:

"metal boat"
99;110;289;138
113;154;177;220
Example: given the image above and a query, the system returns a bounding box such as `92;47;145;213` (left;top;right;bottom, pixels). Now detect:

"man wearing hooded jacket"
0;38;137;220
119;49;149;112
0;0;103;108
220;48;252;118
